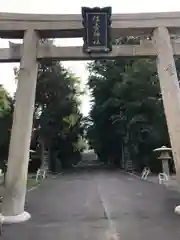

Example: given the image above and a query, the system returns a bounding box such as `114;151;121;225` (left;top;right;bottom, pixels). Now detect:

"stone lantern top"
153;146;171;152
153;146;172;160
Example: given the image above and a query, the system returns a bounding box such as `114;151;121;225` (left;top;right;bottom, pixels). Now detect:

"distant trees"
1;47;85;172
0;85;13;163
86;38;175;172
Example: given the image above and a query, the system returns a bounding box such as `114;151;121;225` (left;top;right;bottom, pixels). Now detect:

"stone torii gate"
1;11;180;222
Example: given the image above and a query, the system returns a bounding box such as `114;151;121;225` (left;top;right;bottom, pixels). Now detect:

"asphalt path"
2;170;180;240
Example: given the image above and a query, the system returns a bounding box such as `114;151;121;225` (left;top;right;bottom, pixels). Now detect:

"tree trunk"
121;143;125;169
40;137;45;168
124;144;132;171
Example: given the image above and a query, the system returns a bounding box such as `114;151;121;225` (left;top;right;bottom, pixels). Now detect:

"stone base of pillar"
0;211;31;224
174;206;180;215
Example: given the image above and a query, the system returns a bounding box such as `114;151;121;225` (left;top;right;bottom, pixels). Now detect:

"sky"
0;0;180;116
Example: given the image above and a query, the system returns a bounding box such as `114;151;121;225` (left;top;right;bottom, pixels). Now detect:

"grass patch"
27;177;40;190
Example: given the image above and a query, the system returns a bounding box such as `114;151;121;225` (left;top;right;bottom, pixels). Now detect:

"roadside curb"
123;170;179;191
123;170;160;185
27;183;40;193
122;171;143;180
125;171;141;178
27;172;64;193
50;172;64;179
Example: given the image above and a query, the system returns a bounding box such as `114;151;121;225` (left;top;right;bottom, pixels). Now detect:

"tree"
14;43;84;171
33;59;83;170
87;45;172;172
0;85;11;117
0;85;14;163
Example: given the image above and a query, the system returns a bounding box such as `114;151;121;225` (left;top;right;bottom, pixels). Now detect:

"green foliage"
12;41;84;171
0;85;13;161
0;56;84;172
87;51;174;171
0;85;11;117
31;58;84;170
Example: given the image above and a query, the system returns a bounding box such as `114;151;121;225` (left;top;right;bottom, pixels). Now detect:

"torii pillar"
1;29;39;223
153;27;180;214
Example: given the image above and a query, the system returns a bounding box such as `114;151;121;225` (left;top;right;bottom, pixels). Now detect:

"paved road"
2;170;180;239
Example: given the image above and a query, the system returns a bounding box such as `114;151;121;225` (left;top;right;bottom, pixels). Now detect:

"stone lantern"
153;146;171;176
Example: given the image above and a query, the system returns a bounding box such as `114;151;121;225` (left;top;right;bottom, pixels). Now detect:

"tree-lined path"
2;170;180;240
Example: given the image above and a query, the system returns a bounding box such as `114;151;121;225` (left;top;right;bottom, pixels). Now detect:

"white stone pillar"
2;29;38;223
153;27;180;179
153;27;180;215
